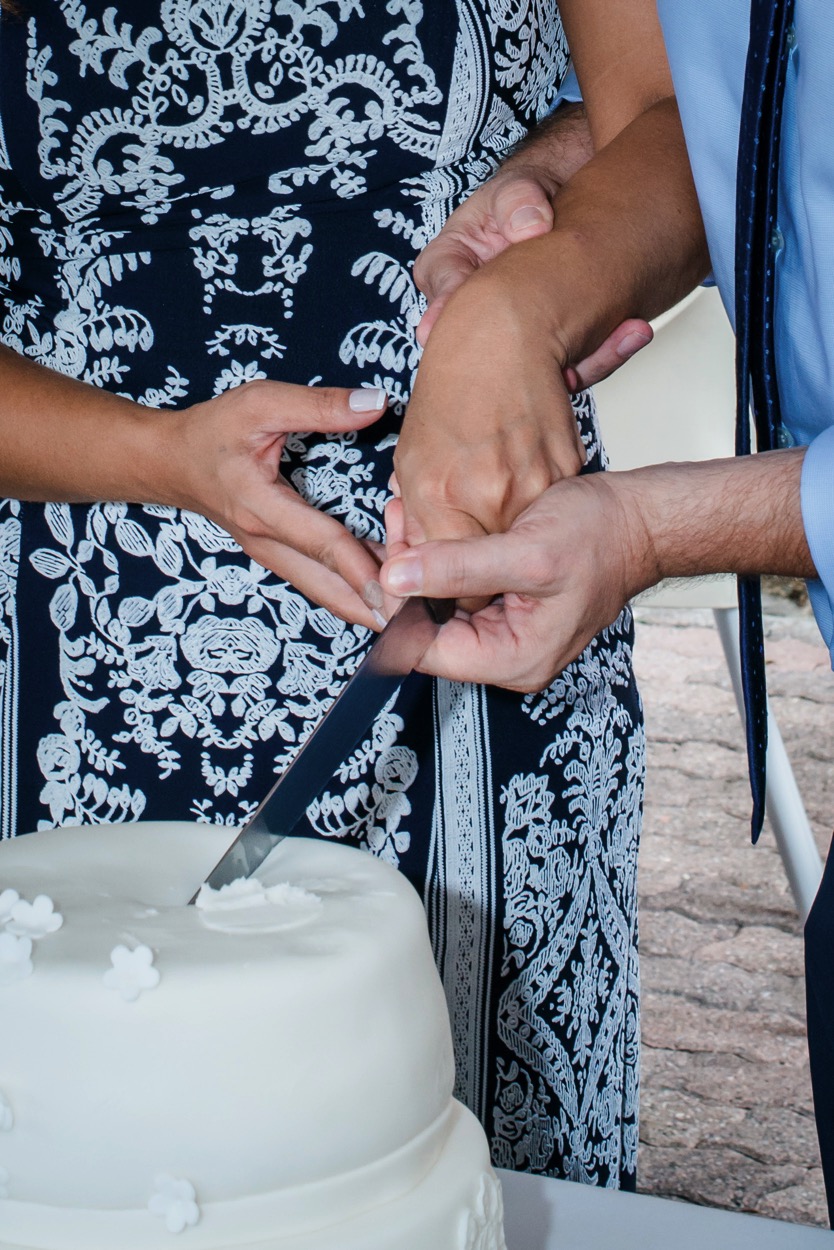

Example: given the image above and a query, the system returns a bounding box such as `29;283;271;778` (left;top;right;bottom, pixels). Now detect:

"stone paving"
631;586;834;1229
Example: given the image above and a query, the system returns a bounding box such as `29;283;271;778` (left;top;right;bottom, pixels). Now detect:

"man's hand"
396;83;708;591
381;451;814;691
382;473;647;689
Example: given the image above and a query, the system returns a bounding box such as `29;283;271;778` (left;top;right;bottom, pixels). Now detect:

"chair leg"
713;607;822;921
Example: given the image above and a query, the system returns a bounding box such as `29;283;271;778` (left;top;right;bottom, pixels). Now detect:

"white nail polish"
372;610;388;630
349;387;387;413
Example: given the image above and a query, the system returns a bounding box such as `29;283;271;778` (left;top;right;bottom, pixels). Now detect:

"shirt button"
770;226;785;254
786;24;797;50
777;426;796;449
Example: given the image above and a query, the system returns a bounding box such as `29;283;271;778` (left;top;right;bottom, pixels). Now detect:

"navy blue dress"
0;0;643;1186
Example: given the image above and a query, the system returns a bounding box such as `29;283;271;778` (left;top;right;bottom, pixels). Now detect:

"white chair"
593;285;822;920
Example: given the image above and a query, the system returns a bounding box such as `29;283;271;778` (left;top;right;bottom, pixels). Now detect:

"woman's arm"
394;0;709;563
413;100;655;383
0;344;388;627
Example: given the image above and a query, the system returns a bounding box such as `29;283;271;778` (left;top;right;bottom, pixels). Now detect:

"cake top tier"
0;822;455;1218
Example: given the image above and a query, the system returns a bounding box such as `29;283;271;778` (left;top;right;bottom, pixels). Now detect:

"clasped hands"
378;164;654;687
180;163;651;682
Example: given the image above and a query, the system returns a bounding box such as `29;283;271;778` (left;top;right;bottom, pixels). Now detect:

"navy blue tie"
733;0;795;843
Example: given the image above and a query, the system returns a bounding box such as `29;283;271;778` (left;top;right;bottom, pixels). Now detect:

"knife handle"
426;598;456;625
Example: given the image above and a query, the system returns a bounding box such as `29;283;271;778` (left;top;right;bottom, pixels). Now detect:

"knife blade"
192;597;453;899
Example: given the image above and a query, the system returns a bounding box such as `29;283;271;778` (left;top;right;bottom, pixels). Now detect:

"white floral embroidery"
0;1090;14;1132
3;1;570;835
0;499;20;841
492;620;642;1183
148;1174;200;1234
103;943;160;1002
6;894;64;939
0;933;34;985
305;707;418;867
2;0;643;1188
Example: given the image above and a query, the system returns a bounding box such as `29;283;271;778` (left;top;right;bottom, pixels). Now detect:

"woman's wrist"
435;249;575;371
0;344;181;505
108;404;189;510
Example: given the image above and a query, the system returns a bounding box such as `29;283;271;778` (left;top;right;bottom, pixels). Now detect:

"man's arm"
381;450;814;690
413;102;594;345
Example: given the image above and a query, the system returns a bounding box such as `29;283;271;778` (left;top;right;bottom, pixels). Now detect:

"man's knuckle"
519;546;553;594
444;548;470;593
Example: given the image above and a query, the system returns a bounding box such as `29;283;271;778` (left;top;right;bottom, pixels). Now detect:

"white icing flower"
0;1165;9;1198
0;1090;14;1131
0;933;33;985
148;1174;200;1233
6;894;63;939
103;945;160;1002
195;877;320;912
0;889;19;927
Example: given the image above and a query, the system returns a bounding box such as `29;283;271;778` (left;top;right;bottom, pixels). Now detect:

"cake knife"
193;596;453;899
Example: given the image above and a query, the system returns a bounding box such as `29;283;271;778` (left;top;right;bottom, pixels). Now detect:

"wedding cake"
0;822;505;1250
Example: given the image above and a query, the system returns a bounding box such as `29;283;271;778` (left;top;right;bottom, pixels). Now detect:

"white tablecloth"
499;1170;832;1248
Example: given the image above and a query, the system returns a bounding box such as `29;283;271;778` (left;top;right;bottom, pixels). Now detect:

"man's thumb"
493;177;554;242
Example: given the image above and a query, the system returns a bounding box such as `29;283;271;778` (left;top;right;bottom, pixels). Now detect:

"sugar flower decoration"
0;1090;13;1132
0;889;19;927
0;1165;9;1198
0;933;33;985
103;944;160;1002
6;894;63;940
148;1174;200;1233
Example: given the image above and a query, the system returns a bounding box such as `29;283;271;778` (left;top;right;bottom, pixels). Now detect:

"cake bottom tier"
0;1102;506;1250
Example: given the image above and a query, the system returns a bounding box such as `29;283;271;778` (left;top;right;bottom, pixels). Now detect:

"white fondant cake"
0;822;505;1250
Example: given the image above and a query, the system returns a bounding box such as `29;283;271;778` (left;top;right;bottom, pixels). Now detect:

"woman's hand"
394;256;587;610
413;104;653;389
166;380;389;629
0;345;389;628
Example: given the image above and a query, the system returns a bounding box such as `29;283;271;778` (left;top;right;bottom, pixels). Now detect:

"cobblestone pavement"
632;590;834;1229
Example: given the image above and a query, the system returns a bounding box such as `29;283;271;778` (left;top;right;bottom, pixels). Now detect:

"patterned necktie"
734;0;795;843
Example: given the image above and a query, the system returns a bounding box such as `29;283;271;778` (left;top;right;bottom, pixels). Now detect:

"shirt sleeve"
551;63;581;108
801;424;834;665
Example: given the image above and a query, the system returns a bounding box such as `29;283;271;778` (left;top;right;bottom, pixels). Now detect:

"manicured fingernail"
510;205;549;233
385;556;423;594
616;330;652;358
363;580;384;611
349;387;387;412
363;580;388;627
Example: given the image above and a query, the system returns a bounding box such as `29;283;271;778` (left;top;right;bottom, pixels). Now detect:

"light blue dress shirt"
657;2;834;663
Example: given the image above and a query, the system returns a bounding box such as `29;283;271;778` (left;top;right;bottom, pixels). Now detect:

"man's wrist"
500;103;593;194
609;450;815;590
